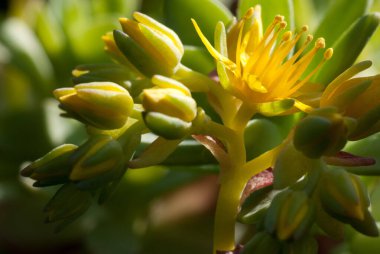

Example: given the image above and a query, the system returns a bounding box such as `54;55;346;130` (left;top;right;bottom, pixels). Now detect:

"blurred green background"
0;0;379;253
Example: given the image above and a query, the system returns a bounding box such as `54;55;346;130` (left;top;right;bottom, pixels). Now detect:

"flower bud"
113;12;184;77
69;135;125;181
241;232;281;254
319;168;368;220
143;112;192;140
44;183;92;230
54;82;133;130
21;144;77;187
319;168;378;236
142;88;197;122
265;190;315;240
141;77;197;139
293;108;348;158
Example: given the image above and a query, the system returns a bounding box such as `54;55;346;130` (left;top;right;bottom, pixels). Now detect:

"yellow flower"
192;6;333;114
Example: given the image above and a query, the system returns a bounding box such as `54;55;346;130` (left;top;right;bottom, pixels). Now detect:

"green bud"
143;112;192;140
293;109;348;158
70;135;125;181
44;183;92;231
151;75;191;96
241;232;281;254
265;190;315;241
142;88;197;122
319;168;370;223
74;161;125;191
319;168;378;236
21;144;77;186
54;82;134;130
350;209;379;237
113;12;184;77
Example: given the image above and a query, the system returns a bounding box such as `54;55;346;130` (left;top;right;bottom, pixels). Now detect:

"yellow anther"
315;38;326;48
282;31;292;41
279;21;287;29
244;7;255;20
274;15;284;22
72;69;89;77
301;25;309;32
324;48;334;60
306;34;313;42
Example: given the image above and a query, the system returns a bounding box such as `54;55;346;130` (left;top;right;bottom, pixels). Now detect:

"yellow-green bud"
70;135;124;181
113;12;184;77
265;190;315;241
21;144;77;187
143;112;192;140
142;88;197;122
54;82;134;130
293;108;348;158
141;77;197;139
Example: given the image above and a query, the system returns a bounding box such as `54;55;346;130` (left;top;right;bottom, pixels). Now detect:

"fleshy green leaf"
312;0;371;47
292;0;316;30
314;13;380;84
182;46;215;74
0;19;53;93
163;0;233;46
244;119;283;160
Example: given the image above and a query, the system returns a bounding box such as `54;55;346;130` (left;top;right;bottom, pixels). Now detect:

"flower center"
236;7;333;100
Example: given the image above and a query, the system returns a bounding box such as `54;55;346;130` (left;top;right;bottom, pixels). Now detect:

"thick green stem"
213;128;247;253
213;172;247;253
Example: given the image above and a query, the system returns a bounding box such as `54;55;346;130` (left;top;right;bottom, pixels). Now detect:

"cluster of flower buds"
239;187;319;253
141;75;198;139
239;139;378;252
21;134;127;227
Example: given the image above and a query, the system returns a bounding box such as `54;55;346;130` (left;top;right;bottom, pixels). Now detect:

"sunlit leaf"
163;0;233;46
